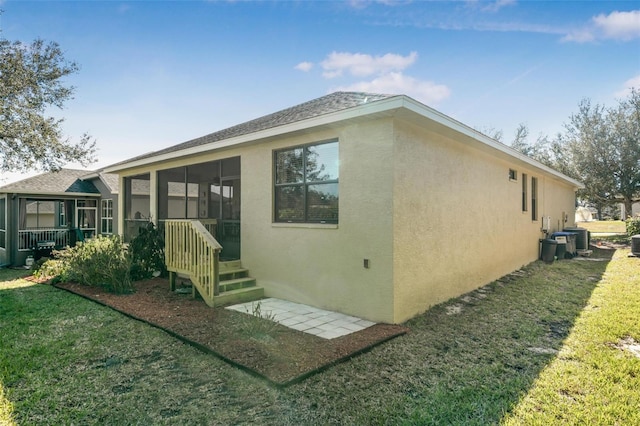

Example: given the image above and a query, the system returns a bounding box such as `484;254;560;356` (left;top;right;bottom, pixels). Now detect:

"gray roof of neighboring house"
78;170;120;194
100;173;119;193
109;92;396;167
0;169;100;195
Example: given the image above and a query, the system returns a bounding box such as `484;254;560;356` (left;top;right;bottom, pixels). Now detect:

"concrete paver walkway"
226;298;375;340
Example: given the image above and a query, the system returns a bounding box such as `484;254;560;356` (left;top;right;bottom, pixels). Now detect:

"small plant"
626;217;640;237
128;222;166;281
239;301;280;341
247;301;277;322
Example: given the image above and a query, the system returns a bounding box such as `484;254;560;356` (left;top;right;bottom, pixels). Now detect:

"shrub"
128;222;166;281
626;217;640;237
38;236;133;294
33;256;68;284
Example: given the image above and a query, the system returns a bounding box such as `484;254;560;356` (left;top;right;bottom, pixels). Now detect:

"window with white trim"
101;199;114;235
274;140;339;224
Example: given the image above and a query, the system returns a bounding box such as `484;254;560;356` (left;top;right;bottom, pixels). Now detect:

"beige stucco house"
105;92;583;324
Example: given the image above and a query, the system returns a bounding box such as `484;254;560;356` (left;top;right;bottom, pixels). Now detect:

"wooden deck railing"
164;220;222;307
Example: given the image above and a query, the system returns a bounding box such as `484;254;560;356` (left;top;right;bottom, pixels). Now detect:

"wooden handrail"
165;220;222;306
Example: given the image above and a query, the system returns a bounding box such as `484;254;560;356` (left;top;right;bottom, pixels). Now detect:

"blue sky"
1;0;639;184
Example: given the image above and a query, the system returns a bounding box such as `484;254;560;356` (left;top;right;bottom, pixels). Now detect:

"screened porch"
17;198;98;251
122;157;241;260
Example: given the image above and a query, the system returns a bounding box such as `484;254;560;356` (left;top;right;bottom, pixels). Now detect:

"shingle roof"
100;173;119;193
112;92;397;166
0;169;100;194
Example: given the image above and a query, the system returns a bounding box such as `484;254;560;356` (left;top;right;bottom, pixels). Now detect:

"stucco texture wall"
115;115;577;325
391;120;577;323
117;119;397;323
242;119;396;323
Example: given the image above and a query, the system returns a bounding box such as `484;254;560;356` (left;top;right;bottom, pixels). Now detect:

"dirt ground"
54;278;408;386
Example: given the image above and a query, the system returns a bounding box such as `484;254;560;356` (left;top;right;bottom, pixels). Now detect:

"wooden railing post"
213;249;220;296
164;219;222;307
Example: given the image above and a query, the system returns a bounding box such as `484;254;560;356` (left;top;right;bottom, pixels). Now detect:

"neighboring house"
619;201;640;219
105;92;583;324
0;168;119;267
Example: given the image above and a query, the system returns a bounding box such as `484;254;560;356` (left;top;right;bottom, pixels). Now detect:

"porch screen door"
218;177;240;260
76;200;97;239
216;157;240;260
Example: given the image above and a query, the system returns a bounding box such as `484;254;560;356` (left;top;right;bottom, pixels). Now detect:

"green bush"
626;218;640;237
37;236;133;294
128;222;166;281
33;256;68;284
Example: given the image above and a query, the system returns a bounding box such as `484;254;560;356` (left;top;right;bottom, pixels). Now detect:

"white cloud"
563;10;640;43
320;51;418;78
332;72;451;105
593;10;640;41
300;50;449;105
466;0;516;13
348;0;411;8
561;28;595;43
294;61;314;72
615;75;640;98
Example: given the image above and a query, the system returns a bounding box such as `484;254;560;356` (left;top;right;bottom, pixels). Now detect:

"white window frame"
101;199;114;235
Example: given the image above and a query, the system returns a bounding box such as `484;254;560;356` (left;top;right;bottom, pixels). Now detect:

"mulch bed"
53;278;408;386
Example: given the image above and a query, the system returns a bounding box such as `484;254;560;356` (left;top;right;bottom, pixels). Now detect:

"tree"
0;35;96;172
560;91;640;218
510;123;529;154
508;92;640;218
508;123;556;169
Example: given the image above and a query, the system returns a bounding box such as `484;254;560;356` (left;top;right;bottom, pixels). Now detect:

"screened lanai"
123;157;241;259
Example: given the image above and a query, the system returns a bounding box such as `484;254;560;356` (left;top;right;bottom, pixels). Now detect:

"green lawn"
577;220;627;234
1;247;638;425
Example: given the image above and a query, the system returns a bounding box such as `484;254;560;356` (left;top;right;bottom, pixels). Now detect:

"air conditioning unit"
564;227;590;251
632;235;640;256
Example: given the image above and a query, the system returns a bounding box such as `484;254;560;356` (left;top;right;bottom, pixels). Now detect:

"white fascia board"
81;172;99;179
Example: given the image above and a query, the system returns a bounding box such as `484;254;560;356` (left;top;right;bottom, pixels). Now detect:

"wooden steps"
175;260;263;307
215;260;263;306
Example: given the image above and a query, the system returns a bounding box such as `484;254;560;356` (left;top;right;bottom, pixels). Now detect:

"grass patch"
503;249;640;425
578;220;626;234
1;247;637;424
